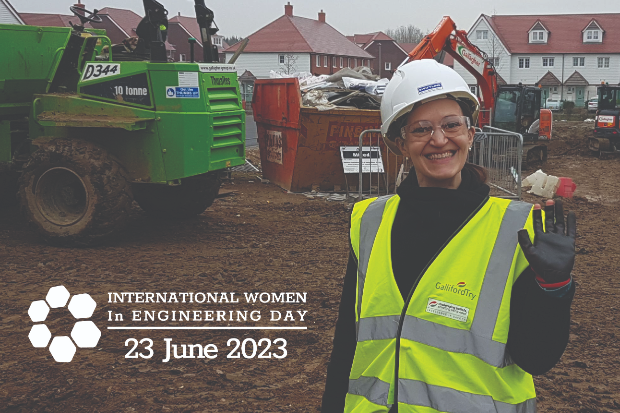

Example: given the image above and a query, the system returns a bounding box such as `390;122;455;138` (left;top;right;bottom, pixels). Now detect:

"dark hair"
463;163;488;184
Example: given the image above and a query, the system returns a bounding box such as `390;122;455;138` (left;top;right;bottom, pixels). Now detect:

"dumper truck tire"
18;139;133;246
132;173;221;218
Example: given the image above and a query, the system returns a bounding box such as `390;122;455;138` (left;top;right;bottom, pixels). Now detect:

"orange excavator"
405;17;552;168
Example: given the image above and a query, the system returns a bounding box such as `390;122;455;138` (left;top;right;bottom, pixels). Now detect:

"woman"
321;60;576;413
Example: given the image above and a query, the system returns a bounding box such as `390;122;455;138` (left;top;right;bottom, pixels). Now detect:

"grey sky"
16;0;620;38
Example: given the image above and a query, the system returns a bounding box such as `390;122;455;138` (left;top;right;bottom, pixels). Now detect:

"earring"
468;146;472;151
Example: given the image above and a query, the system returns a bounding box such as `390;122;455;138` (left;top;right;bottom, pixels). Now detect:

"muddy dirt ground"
1;122;619;412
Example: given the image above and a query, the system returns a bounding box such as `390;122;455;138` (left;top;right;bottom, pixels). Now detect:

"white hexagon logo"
71;321;102;348
68;294;97;319
29;324;52;348
28;286;100;363
49;336;77;362
46;285;71;308
28;300;50;322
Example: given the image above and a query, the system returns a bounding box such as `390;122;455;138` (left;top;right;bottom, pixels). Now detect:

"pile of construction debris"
270;67;388;111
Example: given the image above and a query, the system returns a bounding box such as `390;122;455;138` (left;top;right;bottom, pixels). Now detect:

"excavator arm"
405;17;498;127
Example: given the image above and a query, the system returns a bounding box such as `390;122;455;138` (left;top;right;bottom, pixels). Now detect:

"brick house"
0;0;24;24
224;3;373;79
454;13;620;105
168;14;228;63
348;32;407;79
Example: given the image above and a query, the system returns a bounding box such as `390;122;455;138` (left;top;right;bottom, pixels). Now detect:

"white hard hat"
380;59;480;155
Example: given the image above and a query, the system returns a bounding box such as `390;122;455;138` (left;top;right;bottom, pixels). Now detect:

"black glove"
517;199;577;285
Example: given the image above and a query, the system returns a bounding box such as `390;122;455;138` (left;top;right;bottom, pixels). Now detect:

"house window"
348;58;351;67
385;61;391;71
340;57;344;68
491;57;500;66
213;37;222;46
354;58;358;67
567;87;575;94
469;85;478;95
542;57;555;67
279;55;285;64
552;86;558;93
586;30;600;40
598;57;610;68
531;31;545;42
518;57;530;69
316;55;321;67
333;56;337;68
573;57;585;67
179;54;186;62
323;56;328;67
476;30;488;40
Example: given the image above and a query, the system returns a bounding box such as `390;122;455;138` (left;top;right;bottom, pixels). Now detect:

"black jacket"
321;169;575;412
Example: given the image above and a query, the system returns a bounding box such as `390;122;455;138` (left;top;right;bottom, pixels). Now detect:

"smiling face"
396;99;475;189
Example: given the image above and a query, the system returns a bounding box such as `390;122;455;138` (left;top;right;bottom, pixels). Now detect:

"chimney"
284;2;293;16
318;10;325;23
178;12;181;16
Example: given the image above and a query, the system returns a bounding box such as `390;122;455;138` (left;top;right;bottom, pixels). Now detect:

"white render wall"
454;16;620;102
224;52;311;79
0;1;23;24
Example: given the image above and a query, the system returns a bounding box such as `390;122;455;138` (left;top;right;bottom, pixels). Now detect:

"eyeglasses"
400;115;470;142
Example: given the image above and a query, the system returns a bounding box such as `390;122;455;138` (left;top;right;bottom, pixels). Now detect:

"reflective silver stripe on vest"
356;195;392;340
470;201;532;340
399;379;536;413
356;315;400;341
400;315;512;367
348;376;391;407
355;200;533;368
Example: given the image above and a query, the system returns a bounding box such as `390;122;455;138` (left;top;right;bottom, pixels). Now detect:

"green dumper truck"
0;1;245;246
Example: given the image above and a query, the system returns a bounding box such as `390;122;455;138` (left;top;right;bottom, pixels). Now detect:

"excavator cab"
493;85;540;139
493;85;547;167
591;84;620;154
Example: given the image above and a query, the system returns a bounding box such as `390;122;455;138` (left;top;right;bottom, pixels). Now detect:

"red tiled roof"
483;13;620;54
349;32;395;49
20;13;87;27
225;14;372;58
169;15;228;52
95;7;143;37
398;43;417;54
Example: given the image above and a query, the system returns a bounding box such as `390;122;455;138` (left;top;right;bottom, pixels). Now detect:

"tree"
223;36;242;46
278;54;298;76
385;24;427;45
484;33;506;74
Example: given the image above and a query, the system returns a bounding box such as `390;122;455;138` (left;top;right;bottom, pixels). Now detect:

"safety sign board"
178;72;199;87
266;131;283;164
166;86;200;99
339;146;384;174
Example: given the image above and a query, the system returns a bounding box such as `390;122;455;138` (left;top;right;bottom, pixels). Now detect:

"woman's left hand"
517;199;577;284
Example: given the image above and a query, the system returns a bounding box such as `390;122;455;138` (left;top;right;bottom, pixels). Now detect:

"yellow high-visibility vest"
345;195;537;413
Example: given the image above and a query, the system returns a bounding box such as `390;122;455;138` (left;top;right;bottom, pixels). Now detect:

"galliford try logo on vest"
435;281;477;300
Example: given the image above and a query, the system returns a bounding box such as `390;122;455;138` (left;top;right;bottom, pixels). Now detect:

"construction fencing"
356;125;523;200
470;126;523;200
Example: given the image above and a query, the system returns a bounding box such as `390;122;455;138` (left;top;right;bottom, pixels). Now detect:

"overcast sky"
17;0;620;38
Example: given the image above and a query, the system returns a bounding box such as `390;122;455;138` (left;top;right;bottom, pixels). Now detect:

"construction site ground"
1;121;619;412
